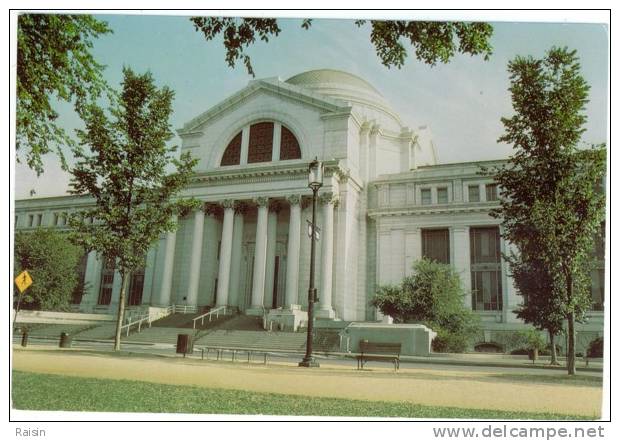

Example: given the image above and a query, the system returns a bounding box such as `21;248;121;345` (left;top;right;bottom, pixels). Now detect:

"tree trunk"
566;271;577;375
567;311;577;375
113;271;130;351
549;330;559;365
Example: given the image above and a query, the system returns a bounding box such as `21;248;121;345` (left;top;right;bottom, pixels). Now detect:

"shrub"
372;258;480;353
587;337;603;358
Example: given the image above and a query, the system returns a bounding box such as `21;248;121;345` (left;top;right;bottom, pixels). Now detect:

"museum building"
14;69;604;345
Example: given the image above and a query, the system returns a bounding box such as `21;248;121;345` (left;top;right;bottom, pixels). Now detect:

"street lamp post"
299;158;323;368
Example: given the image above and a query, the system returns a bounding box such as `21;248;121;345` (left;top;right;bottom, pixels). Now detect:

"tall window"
422;229;450;264
98;259;115;305
470;227;502;311
485;184;498;201
468;185;480;202
247;122;274;163
127;269;145;306
421;188;432;205
437;187;448;204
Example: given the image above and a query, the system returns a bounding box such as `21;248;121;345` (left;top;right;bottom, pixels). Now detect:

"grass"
12;370;595;419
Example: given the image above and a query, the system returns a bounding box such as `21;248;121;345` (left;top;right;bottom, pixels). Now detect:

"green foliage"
587;337;603;358
16;14;111;175
518;328;546;351
68;67;200;349
190;17;492;76
14;228;83;310
488;47;606;374
372;258;480;353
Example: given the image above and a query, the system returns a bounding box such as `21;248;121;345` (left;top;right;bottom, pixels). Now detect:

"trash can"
59;332;72;348
21;329;29;347
176;333;193;355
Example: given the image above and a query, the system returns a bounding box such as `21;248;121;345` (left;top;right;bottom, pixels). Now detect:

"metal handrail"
192;305;228;329
120;312;153;337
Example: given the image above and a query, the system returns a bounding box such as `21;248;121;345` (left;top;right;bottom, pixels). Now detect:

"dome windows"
220;122;301;166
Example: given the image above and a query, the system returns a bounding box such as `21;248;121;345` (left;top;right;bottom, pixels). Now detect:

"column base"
315;307;336;319
266;307;308;332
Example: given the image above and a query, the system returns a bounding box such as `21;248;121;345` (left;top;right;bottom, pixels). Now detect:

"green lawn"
12;370;594;419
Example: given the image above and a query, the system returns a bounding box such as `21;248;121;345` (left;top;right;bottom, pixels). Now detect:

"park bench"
357;341;401;371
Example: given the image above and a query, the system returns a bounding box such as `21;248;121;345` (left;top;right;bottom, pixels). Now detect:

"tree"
14;228;83;311
490;47;606;375
510;256;565;365
372;258;480;353
69;67;199;351
190;17;493;76
17;14;111;175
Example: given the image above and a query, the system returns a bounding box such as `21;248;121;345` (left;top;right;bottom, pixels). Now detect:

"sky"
13;13;609;199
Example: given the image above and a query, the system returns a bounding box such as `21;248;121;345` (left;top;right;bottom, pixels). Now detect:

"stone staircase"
195;330;307;352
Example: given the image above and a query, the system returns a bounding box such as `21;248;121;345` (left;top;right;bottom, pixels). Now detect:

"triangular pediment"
177;79;351;135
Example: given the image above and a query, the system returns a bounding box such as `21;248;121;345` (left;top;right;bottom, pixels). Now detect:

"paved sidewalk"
12;346;602;417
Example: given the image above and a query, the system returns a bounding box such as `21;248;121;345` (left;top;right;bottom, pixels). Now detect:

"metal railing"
192;305;229;329
120;312;153;337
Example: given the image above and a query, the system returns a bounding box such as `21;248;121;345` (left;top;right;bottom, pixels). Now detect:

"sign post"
13;270;33;331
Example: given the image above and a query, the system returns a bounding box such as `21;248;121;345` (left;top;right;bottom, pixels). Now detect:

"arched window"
220;132;242;166
220;122;302;166
280;126;301;160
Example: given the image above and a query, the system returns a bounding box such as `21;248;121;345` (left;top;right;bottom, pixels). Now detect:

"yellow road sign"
15;270;33;293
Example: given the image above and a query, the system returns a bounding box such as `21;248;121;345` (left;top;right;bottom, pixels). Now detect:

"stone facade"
14;69;604;350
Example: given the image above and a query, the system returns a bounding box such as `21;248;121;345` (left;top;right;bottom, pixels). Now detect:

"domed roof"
286;69;383;97
284;68;401;129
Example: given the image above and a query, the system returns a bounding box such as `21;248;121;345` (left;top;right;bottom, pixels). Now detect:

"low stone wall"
339;322;436;356
14;310;116;325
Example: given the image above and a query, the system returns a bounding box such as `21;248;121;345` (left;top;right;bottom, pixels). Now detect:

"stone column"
264;201;281;308
317;193;336;318
285;195;302;308
229;203;247;309
142;246;158;305
80;251;102;312
186;208;205;306
216;200;235;307
453;226;472;308
248;197;269;315
158;215;177;306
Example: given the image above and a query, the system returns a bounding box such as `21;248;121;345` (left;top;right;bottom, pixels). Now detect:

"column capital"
220;199;235;210
286;194;303;206
319;192;339;207
254;196;270;207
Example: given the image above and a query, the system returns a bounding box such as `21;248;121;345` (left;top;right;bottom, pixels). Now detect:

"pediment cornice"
177;80;351;136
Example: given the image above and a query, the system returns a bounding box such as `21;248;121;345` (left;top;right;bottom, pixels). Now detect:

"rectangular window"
468;185;480;202
421;188;432;205
98;260;115;305
422;229;450;264
485;184;498;201
470;227;502;311
28;214;34;227
54;213;60;226
128;270;145;306
437;187;448;204
36;213;42;226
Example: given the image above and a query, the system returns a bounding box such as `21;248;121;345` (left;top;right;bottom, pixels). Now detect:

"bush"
587;337;603;358
373;258;480;353
432;329;470;353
